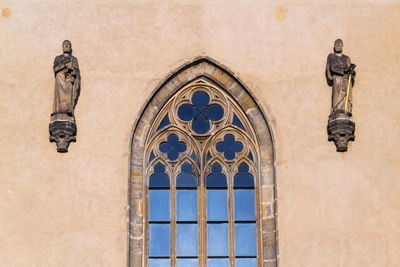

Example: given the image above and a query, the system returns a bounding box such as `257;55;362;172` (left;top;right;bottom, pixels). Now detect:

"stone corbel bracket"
49;113;77;153
327;113;355;152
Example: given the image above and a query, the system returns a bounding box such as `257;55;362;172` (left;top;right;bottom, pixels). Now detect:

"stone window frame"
129;57;277;267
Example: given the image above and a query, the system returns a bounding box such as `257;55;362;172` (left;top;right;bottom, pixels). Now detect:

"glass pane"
192;91;210;108
207;190;227;221
149;259;170;267
149;151;156;162
235;163;254;188
206;104;224;121
234;173;254;188
157;114;170;130
216;134;244;160
149;224;170;257
206;173;227;188
149;163;169;188
178;104;195;121
177;258;198;267
235;223;256;256
234;189;255;221
207;223;228;256
236;258;257;267
192;115;210;134
208;258;229;267
232;114;245;129
176;190;197;221
159;134;186;161
207;163;226;188
176;224;198;256
177;173;197;188
149;190;170;221
176;163;197;187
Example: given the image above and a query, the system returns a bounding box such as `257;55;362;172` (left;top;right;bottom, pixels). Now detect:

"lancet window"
145;79;260;266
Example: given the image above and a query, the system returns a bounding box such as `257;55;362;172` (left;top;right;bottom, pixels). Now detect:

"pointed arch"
129;57;277;267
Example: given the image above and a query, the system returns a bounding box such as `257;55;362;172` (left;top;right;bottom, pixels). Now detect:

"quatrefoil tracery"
178;91;224;134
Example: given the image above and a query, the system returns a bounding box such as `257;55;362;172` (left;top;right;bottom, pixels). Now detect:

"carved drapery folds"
326;39;356;152
49;40;81;152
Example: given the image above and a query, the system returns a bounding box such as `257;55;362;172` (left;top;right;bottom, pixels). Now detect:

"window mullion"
171;176;176;267
199;160;207;267
228;172;235;266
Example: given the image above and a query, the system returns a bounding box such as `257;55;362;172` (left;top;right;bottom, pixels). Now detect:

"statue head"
62;40;72;54
334;39;343;53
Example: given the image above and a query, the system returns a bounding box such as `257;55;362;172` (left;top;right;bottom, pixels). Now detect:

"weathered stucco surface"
1;0;399;266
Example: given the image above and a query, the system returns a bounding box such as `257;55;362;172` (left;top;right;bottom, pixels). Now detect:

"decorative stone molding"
49;114;77;153
327;113;355;152
128;57;277;266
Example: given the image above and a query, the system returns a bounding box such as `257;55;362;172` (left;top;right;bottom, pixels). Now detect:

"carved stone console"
327;112;355;152
49;113;77;153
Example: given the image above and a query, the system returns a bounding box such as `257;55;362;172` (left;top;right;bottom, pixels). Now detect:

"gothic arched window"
129;58;277;267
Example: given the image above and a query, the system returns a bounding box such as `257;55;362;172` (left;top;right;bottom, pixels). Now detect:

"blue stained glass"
192;115;210;134
191;152;197;161
248;152;254;161
207;163;226;188
234;190;255;221
236;258;257;267
177;163;197;187
208;259;229;267
149;259;170;267
149;163;169;188
232;114;245;130
149;224;170;257
159;134;186;161
234;163;254;188
207;190;228;221
192;91;210;107
211;163;222;172
206;152;212;161
178;104;195;121
154;163;165;173
177;91;224;134
238;162;250;172
177;259;198;267
177;190;197;221
216;134;244;160
157;114;170;130
149;151;156;162
235;223;257;256
149;190;170;221
206;104;224;121
176;224;198;256
177;173;197;188
208;223;228;256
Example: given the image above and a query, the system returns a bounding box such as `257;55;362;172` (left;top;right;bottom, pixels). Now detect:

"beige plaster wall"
1;0;399;266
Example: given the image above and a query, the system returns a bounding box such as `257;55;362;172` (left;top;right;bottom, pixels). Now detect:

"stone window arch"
129;58;277;267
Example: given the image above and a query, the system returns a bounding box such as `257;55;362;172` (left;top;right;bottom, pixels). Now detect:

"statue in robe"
326;39;356;152
49;40;81;152
52;40;80;116
326;39;356;115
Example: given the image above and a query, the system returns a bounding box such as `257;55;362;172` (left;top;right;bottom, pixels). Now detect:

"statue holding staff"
326;39;356;152
49;40;81;152
326;39;356;116
52;40;81;116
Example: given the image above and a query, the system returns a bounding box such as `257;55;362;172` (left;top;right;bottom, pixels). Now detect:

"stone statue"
326;39;356;115
326;39;356;152
49;40;81;152
52;40;81;116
